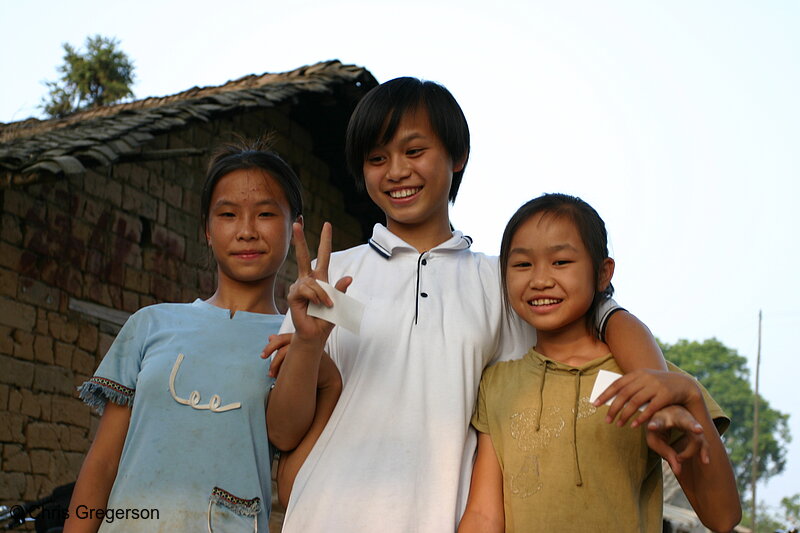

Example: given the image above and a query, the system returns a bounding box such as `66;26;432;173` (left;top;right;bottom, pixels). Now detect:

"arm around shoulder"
63;402;131;533
604;310;667;372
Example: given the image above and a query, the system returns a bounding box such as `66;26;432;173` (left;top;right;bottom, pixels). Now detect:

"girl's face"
505;212;613;337
205;168;294;287
362;108;463;239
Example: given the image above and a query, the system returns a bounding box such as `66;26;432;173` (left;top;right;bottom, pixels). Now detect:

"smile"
529;298;562;306
232;251;264;259
388;187;421;199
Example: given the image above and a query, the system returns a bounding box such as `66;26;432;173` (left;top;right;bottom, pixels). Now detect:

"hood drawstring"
571;369;583;486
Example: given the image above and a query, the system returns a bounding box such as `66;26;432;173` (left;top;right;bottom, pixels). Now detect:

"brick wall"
0;106;367;520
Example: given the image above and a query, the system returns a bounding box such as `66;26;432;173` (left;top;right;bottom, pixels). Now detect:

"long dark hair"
499;193;613;338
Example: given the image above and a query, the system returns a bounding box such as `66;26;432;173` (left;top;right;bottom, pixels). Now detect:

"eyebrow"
212;199;281;208
509;243;578;255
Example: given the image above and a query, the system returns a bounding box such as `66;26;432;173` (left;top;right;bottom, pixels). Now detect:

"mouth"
232;251;265;260
529;298;563;307
387;187;422;199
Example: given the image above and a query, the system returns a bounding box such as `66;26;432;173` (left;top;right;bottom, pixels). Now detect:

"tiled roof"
0;60;376;187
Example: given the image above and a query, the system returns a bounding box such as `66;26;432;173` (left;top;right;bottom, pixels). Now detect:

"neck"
206;276;279;315
386;216;454;252
534;323;610;367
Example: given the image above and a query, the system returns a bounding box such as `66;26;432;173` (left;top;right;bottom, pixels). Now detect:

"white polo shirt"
280;224;618;532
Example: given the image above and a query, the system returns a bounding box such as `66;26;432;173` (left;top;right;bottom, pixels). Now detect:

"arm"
63;402;131;533
276;351;341;509
667;384;741;532
457;432;504;533
266;222;351;451
604;310;667;372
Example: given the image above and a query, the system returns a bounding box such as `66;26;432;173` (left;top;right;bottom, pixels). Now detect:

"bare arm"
266;222;351;451
670;388;741;532
276;352;342;509
63;402;131;533
457;432;504;533
604;310;667;372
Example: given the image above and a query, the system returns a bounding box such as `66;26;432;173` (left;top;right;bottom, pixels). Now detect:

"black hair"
345;77;470;203
201;136;303;231
499;193;614;338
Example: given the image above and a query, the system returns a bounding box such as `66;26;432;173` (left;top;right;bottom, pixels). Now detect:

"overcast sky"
2;0;798;514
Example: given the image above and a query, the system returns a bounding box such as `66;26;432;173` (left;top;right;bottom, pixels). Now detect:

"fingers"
291;277;334;308
293;222;312;277
314;222;332;283
262;333;293;359
334;276;353;294
269;344;289;378
646;432;682;476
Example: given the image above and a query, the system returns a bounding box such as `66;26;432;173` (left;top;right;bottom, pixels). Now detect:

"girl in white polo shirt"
266;78;673;532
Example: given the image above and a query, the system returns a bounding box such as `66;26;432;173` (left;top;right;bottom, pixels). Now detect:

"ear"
294;214;304;230
452;153;467;173
597;257;615;292
204;224;211;245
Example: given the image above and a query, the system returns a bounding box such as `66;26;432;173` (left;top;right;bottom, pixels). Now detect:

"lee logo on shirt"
168;353;241;412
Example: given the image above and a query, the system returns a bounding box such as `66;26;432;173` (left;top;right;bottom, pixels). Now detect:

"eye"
553;260;573;266
259;211;276;218
218;211;235;218
511;261;532;268
366;154;385;165
406;147;425;157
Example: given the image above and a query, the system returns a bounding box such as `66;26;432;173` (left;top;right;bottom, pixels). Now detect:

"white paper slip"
306;280;365;335
589;369;648;411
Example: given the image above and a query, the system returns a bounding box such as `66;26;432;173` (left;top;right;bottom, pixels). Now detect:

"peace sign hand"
288;221;352;344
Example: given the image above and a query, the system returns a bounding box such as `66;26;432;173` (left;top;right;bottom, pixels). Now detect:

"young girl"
458;194;741;532
265;77;677;533
64;139;339;532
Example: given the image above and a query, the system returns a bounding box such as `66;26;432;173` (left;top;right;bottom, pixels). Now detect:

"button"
420;292;428;298
421;259;427;265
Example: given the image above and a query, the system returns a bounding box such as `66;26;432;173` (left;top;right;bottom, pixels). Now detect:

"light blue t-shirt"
79;299;281;532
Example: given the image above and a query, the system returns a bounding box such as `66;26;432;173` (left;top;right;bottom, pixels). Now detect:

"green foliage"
659;338;791;500
41;35;135;118
781;493;800;527
742;501;788;533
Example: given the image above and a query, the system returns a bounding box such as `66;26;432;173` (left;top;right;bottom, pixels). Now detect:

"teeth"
530;298;561;306
389;188;420;199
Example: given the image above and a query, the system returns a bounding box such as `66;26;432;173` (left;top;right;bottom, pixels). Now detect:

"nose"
530;266;554;290
236;214;258;241
386;155;411;181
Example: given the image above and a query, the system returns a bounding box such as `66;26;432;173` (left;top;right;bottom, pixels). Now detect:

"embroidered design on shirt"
510;406;565;451
169;353;241;412
574;396;597;419
87;376;134;398
509;454;544;498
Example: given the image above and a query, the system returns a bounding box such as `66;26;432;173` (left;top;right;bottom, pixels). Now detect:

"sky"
2;0;799;516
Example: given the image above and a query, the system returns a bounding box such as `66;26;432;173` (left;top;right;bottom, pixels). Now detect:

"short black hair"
201;136;303;231
345;77;470;203
499;193;614;338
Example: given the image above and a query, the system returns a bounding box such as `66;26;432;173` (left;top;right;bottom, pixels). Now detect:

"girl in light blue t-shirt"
65;139;340;532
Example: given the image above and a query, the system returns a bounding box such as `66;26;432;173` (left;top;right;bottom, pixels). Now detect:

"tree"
781;493;800;527
659;338;791;500
41;35;135;118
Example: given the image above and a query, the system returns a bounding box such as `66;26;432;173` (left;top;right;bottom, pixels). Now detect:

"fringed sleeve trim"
209;487;262;517
77;377;135;415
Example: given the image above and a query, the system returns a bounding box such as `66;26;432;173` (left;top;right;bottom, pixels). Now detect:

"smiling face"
205;168;294;289
505;212;613;341
362;108;464;250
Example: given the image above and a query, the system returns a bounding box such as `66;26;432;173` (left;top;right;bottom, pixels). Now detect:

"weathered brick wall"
0;105;366;521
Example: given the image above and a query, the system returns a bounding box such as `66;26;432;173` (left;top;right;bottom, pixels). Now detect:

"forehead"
512;212;584;247
211;168;287;202
379;106;437;145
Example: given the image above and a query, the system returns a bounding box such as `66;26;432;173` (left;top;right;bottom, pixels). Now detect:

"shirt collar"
367;223;473;258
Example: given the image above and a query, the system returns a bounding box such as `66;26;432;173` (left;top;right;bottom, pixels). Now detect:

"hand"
262;333;293;377
593;369;702;428
646;405;709;476
287;221;352;344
